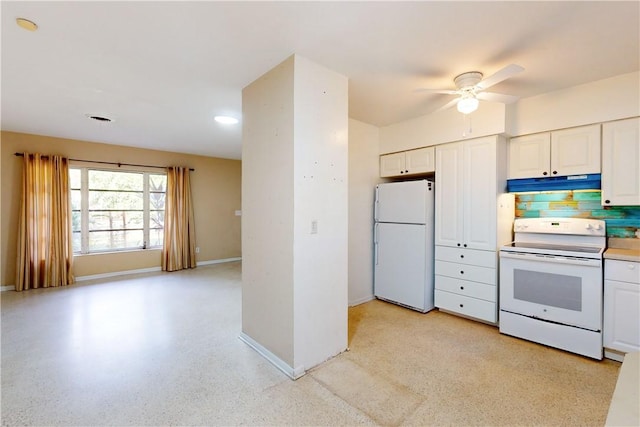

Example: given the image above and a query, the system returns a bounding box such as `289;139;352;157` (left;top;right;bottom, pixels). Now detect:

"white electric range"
499;217;606;359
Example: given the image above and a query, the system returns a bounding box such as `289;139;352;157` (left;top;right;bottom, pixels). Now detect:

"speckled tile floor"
1;261;620;426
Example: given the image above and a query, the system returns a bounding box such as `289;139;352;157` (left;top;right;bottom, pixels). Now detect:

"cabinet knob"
463;244;467;248
459;304;464;308
543;171;548;176
604;199;610;204
460;255;464;258
460;271;464;275
400;171;404;174
457;243;461;247
460;286;464;290
405;170;409;173
552;170;558;175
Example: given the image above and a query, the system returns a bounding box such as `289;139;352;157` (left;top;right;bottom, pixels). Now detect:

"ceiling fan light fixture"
457;96;479;114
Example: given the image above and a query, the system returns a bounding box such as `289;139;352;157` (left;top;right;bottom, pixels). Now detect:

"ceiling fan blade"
477;92;520;104
433;97;460;113
476;64;524;90
414;88;459;95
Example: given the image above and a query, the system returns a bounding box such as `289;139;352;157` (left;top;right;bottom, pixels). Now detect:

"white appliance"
374;180;435;312
499;217;606;359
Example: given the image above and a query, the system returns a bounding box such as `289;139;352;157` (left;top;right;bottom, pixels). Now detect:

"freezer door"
375;180;433;224
374;223;432;312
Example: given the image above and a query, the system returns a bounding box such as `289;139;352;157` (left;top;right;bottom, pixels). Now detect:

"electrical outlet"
195;247;200;253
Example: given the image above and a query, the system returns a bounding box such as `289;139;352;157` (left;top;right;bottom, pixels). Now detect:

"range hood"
507;174;601;192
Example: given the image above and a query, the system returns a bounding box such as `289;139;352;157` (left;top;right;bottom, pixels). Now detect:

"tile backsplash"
515;190;640;238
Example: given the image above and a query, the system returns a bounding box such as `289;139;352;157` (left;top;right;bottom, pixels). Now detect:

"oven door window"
514;269;582;311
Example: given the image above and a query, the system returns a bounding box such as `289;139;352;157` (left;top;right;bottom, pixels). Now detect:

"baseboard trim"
76;267;162;282
1;285;15;292
349;294;375;307
238;332;306;380
75;257;242;282
197;257;242;266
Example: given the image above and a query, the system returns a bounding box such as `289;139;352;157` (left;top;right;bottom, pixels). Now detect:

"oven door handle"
499;251;602;267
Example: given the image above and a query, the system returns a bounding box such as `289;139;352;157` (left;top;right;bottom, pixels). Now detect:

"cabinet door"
508;133;551;179
602;118;640;206
463;137;497;250
604;279;640;353
435;143;463;247
380;152;406;177
551;124;601;176
405;146;435;175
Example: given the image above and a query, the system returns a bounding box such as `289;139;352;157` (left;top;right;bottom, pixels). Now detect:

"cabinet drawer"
605;260;640;284
435;290;497;323
435;260;496;285
435;275;496;302
435;246;496;267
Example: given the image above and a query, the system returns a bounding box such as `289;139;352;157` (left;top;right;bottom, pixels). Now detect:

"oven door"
499;251;602;331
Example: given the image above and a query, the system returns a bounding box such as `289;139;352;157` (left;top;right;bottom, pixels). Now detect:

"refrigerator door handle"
373;187;379;222
374;223;379;265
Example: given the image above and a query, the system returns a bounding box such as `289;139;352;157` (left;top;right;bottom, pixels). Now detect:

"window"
70;168;166;254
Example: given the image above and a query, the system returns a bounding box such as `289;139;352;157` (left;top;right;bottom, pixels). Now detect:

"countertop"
606;352;640;427
604;238;640;262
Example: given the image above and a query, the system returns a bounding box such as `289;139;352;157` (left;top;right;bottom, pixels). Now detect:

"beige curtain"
15;153;75;291
162;167;196;271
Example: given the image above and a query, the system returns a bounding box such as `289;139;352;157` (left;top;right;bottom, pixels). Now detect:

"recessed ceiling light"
16;18;38;32
214;116;239;124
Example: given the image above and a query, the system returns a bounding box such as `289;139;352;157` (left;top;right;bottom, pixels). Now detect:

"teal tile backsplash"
515;190;640;238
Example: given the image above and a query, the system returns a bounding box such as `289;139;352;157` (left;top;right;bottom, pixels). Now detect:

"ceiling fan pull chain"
461;113;473;137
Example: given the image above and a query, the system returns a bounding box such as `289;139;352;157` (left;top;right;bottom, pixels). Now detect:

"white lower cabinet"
435;246;498;323
604;260;640;359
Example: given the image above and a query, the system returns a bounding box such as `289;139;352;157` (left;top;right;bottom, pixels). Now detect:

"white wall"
506;71;640;136
242;56;296;366
379;102;506;154
348;119;381;306
242;54;348;377
292;56;349;371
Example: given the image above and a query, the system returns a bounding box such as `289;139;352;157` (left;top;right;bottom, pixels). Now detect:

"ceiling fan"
416;64;525;114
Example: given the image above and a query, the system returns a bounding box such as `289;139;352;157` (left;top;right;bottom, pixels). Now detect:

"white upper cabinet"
508;133;551;179
435;142;464;247
435;136;501;251
602;117;640;206
509;124;601;179
550;125;601;176
380;146;434;177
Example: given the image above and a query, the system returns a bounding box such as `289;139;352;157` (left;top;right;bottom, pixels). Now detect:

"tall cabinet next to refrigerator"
374;180;435;313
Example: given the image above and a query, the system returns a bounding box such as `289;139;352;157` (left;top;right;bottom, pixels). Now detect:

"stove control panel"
514;218;606;236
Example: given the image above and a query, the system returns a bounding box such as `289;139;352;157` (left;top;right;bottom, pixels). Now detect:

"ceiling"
2;2;638;160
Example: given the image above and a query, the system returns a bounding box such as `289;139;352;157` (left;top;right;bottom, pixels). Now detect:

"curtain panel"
162;167;196;272
15;153;75;291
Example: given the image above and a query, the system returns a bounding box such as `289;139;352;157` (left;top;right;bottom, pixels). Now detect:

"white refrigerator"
374;180;435;313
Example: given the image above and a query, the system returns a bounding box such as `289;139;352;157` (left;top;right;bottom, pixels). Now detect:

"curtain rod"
14;153;194;171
